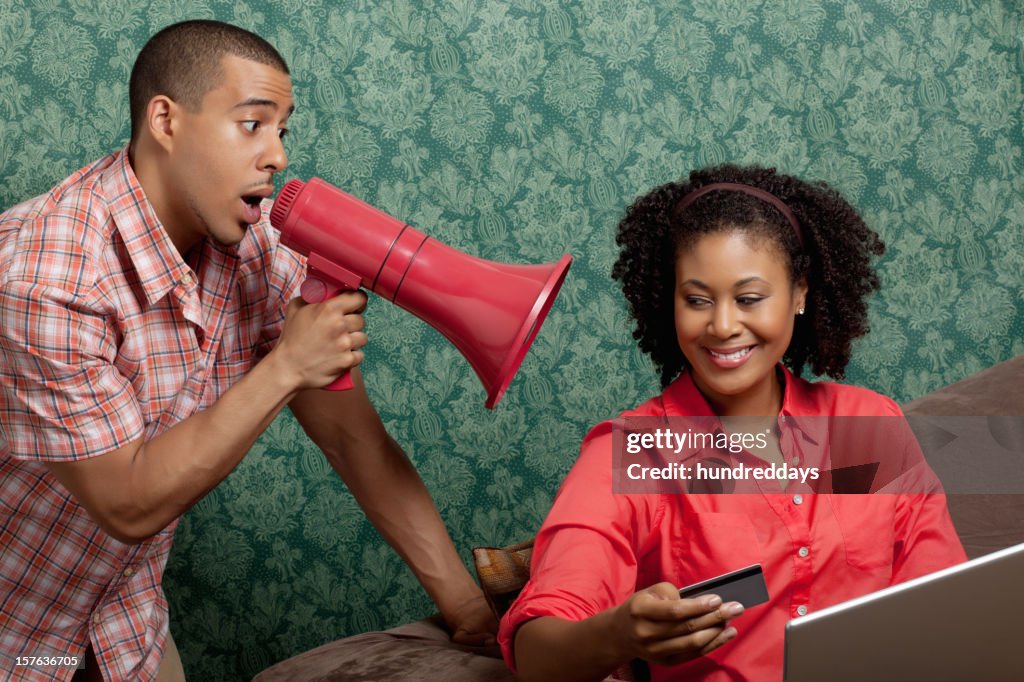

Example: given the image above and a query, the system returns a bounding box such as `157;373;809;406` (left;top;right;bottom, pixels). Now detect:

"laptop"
784;541;1024;681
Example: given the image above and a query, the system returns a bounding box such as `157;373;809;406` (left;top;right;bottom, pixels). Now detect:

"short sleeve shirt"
0;148;304;681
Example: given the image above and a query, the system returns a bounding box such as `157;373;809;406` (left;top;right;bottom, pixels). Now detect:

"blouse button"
796;604;808;616
793;494;803;505
798;546;810;558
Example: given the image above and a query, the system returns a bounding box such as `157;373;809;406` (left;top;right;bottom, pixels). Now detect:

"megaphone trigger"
301;253;364;303
298;273;339;304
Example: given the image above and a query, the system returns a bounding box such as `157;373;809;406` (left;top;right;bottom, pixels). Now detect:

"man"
0;20;495;682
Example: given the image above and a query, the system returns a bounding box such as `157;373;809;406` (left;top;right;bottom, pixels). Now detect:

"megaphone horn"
269;177;572;408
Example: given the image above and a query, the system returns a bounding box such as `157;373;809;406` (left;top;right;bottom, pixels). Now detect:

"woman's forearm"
513;611;631;682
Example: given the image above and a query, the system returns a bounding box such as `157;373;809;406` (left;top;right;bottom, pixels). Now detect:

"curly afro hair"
612;164;885;388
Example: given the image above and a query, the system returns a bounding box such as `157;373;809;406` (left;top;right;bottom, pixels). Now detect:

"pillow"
471;539;534;618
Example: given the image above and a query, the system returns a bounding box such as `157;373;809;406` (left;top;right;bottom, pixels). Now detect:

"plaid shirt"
0;147;304;681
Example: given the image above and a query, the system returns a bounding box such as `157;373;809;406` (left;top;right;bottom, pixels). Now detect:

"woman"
499;165;965;681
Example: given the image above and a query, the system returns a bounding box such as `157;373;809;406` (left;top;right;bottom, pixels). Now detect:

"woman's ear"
794;278;808;314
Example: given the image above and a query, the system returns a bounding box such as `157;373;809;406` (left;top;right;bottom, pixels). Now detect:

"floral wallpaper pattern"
2;0;1021;679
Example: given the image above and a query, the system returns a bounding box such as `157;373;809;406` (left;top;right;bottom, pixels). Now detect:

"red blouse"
500;367;966;681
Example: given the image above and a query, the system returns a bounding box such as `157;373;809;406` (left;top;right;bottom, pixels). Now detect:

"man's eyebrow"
233;98;296;116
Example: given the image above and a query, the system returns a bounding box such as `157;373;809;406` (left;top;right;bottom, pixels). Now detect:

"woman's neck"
696;366;786;418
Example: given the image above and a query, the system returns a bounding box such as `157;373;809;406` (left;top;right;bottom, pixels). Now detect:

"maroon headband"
672;182;803;248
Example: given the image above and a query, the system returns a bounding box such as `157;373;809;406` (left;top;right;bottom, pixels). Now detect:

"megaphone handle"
299;273;356;392
323;372;355;391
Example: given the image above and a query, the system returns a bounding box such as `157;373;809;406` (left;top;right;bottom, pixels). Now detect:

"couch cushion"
251;616;514;682
903;354;1024;559
903;355;1024;417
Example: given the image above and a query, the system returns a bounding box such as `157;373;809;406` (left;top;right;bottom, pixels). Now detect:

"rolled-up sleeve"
498;425;663;672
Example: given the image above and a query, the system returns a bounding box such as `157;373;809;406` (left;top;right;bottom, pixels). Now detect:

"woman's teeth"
709;347;752;360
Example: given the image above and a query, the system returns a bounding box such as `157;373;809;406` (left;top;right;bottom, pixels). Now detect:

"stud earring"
797;308;805;315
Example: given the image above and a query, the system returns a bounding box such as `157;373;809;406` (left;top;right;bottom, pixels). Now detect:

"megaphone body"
269;177;571;408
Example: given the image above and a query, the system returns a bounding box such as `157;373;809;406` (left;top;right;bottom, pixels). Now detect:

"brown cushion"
471;539;534;618
903;354;1024;560
252;616;515;682
902;355;1024;417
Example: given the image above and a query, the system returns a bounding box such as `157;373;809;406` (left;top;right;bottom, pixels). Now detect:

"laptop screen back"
784;542;1024;682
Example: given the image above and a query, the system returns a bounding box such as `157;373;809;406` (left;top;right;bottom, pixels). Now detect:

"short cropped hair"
612;164;885;387
129;20;289;141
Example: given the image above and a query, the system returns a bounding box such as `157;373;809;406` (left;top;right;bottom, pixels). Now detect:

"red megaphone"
269;177;572;408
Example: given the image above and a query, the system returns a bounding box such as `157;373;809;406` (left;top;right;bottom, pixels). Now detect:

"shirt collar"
101;144;193;306
662;364;821;446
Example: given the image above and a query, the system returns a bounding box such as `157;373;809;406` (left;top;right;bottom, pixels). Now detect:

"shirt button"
92;613;102;624
793;494;803;505
181;273;195;286
124;566;136;578
796;605;808;616
798;546;810;558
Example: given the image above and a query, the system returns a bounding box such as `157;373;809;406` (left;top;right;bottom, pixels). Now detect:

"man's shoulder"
1;153;117;227
1;153;120;293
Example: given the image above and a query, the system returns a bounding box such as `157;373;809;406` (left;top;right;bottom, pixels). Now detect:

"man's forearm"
288;383;482;620
46;350;301;542
328;434;481;613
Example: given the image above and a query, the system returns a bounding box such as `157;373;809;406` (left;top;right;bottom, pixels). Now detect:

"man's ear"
145;95;179;153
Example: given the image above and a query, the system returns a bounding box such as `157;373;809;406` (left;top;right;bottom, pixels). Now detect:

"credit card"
678;563;770;608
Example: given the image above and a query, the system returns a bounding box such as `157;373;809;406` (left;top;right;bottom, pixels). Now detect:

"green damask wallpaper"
2;0;1022;679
